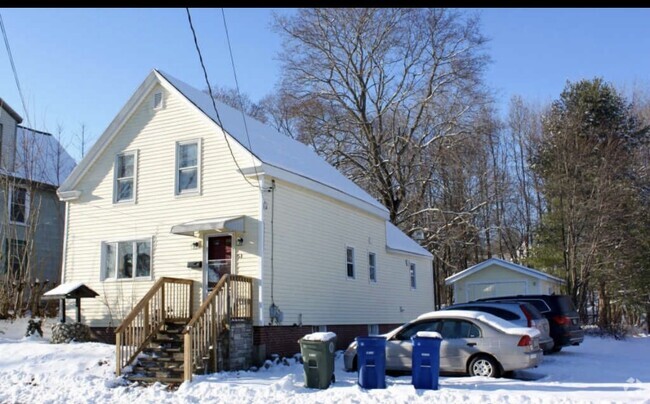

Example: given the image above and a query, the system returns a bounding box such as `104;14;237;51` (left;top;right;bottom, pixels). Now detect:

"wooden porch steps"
124;320;188;384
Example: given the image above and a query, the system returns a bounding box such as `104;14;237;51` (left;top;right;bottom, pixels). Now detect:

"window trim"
175;139;202;197
113;150;137;204
100;237;153;282
346;246;355;279
368;252;377;283
8;185;30;225
409;262;417;289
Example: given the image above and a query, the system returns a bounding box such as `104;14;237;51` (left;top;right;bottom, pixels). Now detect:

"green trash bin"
298;332;337;389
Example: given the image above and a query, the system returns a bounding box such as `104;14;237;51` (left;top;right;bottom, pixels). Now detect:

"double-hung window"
368;252;377;282
410;262;417;289
9;186;29;224
115;152;136;203
346;247;355;278
2;239;27;275
176;140;200;195
102;239;151;280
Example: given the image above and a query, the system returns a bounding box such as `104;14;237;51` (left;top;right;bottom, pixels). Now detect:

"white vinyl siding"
346;247;355;278
175;139;201;195
114;151;136;203
261;179;433;326
62;84;261;326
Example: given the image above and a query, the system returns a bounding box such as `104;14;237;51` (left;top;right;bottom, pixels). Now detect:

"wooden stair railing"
183;274;253;381
115;277;193;377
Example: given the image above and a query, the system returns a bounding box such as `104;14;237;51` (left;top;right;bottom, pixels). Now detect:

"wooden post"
161;283;166;324
75;297;81;323
115;332;122;376
60;299;66;323
184;332;192;382
144;304;150;334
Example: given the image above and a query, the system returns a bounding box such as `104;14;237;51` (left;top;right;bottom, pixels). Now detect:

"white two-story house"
57;70;433;375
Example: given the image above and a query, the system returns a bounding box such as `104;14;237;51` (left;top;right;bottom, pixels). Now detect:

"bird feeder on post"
42;282;99;323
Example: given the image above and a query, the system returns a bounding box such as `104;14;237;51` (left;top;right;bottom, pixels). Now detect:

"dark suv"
476;294;584;352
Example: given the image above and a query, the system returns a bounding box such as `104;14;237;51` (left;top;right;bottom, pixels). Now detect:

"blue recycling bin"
411;333;442;390
356;336;386;389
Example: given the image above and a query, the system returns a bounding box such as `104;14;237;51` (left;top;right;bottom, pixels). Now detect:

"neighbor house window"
368;324;379;335
176;140;200;195
346;247;355;278
410;263;417;289
368;252;376;282
115;152;136;203
102;239;151;280
9;186;29;224
2;239;27;275
315;325;327;332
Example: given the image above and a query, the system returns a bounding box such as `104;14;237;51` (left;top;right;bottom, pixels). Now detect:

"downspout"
60;201;70;283
257;177;265;326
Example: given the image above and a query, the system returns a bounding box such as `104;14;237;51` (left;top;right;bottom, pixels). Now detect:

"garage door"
466;281;527;302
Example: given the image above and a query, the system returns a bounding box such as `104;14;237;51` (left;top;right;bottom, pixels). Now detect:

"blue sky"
1;8;650;161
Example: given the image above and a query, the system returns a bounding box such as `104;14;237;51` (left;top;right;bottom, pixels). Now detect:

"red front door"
207;235;231;289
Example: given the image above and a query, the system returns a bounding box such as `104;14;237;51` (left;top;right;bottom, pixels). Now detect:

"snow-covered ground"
1;318;649;403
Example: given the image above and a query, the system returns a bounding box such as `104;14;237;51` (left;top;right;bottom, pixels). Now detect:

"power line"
185;8;262;190
0;12;31;128
220;8;263;187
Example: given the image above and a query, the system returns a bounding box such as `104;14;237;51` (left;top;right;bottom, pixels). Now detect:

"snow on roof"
11;126;76;187
157;70;389;216
301;332;337;342
444;257;566;285
386;222;432;258
417;309;541;338
43;282;85;297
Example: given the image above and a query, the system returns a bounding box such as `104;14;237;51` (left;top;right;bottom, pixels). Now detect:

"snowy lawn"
1;318;649;403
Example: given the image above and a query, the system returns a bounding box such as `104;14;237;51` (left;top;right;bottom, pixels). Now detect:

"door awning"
41;282;99;300
170;216;245;237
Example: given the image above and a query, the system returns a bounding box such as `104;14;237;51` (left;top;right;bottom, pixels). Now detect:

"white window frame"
346;246;355;279
153;91;164;110
368;324;379;335
315;325;327;332
113;151;137;204
175;139;201;196
100;237;153;281
368;252;377;282
410;262;417;289
8;185;29;225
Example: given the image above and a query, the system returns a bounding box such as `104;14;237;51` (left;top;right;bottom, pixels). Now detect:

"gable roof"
13;126;76;186
59;69;389;219
444;258;565;285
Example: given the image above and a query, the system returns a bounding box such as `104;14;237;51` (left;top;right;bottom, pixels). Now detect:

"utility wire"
185;8;262;190
220;8;263;188
0;12;31;128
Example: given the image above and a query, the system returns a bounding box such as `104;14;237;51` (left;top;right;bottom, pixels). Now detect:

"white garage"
445;258;565;304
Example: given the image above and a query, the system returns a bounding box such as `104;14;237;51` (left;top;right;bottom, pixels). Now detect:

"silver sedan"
344;310;543;377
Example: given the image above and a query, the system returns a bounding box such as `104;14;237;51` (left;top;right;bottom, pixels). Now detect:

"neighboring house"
56;70;433;373
445;258;565;304
0;98;76;290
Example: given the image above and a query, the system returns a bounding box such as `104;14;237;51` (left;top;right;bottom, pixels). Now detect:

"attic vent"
153;92;163;110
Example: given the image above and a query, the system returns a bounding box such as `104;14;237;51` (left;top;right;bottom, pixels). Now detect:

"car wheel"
550;346;562;353
468;355;501;378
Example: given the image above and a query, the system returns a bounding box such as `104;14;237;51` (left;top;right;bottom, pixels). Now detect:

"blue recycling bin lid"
413;331;442;339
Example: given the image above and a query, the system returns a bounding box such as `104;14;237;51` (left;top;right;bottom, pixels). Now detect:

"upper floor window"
368;252;377;282
102;238;152;280
153;91;163;110
115;152;136;203
176;140;200;195
410;262;417;289
346;247;355;278
9;186;29;224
